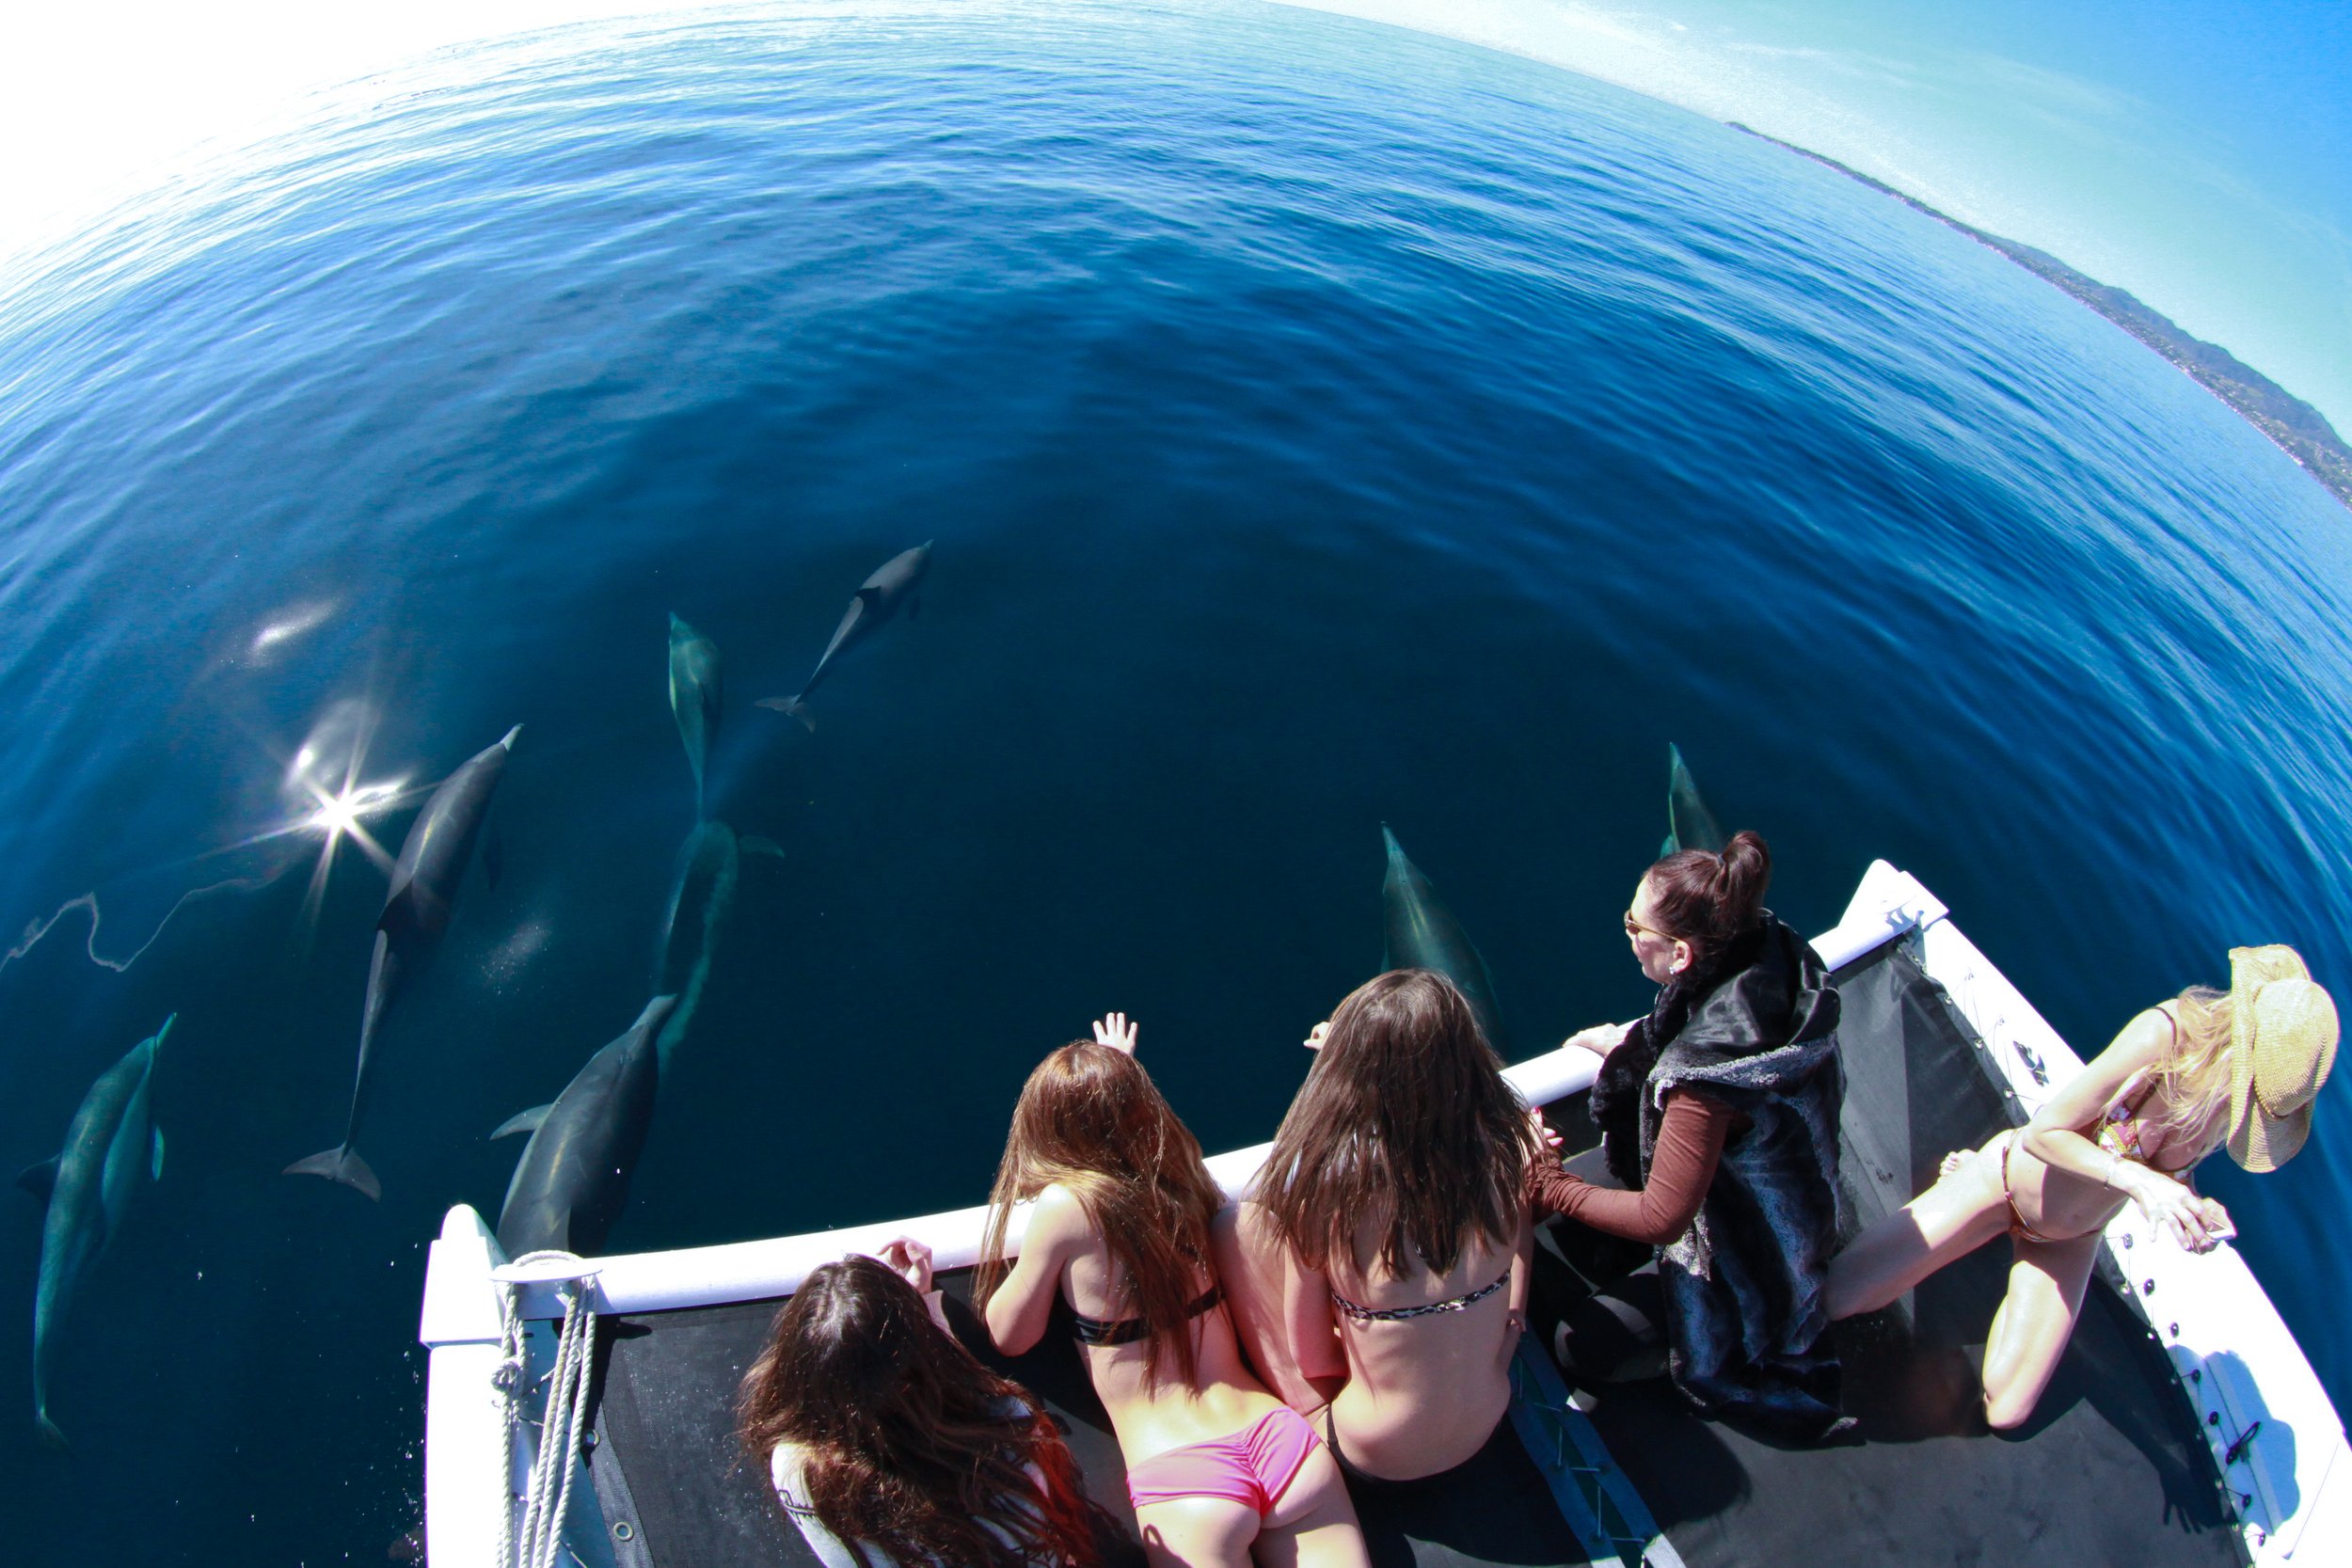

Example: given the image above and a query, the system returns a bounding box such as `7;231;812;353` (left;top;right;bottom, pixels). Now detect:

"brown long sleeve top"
1526;1090;1743;1246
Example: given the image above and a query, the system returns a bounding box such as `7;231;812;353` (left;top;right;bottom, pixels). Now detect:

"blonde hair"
2149;987;2235;1151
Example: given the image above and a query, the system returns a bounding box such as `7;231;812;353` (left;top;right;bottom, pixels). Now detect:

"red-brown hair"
1645;830;1772;955
1259;969;1538;1280
735;1256;1097;1568
977;1042;1225;1387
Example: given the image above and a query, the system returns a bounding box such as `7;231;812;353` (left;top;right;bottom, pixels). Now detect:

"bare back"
1319;1215;1522;1479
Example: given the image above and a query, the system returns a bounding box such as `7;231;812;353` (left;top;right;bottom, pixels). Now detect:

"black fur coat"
1588;911;1849;1439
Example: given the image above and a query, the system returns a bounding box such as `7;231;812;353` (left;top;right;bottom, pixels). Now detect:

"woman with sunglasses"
1527;832;1850;1439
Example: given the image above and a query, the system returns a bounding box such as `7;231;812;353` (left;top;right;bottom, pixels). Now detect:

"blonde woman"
978;1017;1368;1568
1826;945;2337;1429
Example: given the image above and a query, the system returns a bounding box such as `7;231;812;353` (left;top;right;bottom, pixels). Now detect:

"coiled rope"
492;1252;601;1568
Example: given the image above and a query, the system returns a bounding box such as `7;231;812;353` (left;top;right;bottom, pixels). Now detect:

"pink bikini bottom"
1124;1406;1323;1516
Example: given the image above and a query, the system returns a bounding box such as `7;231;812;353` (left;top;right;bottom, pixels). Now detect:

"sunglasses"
1624;911;1668;941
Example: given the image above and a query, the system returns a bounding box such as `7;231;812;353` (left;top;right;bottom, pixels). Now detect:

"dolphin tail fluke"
755;696;816;733
36;1409;67;1452
283;1145;382;1201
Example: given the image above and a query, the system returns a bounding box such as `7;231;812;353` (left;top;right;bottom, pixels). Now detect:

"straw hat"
2224;945;2340;1173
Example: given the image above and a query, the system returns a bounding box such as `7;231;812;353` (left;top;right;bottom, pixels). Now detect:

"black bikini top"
1071;1283;1224;1347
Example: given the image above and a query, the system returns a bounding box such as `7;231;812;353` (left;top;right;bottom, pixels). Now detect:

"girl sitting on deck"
979;1018;1369;1568
738;1247;1102;1568
1827;943;2338;1430
1216;969;1543;1480
1527;832;1850;1441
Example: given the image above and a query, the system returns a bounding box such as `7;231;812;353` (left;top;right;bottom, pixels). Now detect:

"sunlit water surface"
1;3;2347;1560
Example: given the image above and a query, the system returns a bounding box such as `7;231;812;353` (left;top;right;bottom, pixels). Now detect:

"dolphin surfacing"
650;819;780;1068
757;541;932;732
1378;824;1511;1053
287;725;520;1201
21;1014;173;1449
668;614;723;818
1662;742;1726;858
491;995;678;1258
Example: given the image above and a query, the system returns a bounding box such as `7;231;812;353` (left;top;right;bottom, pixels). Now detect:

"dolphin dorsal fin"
15;1158;58;1204
491;1104;554;1141
740;836;785;859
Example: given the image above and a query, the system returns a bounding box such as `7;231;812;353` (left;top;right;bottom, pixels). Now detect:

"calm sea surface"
2;3;2347;1560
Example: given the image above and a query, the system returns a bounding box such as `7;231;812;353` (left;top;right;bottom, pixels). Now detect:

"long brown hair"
735;1256;1097;1568
1260;969;1539;1280
977;1041;1225;1387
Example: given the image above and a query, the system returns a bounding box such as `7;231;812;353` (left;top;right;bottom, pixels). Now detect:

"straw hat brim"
2225;945;2337;1173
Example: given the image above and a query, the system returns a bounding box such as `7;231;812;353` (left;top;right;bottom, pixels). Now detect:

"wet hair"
1259;969;1539;1281
977;1042;1225;1387
735;1255;1097;1568
1644;831;1772;956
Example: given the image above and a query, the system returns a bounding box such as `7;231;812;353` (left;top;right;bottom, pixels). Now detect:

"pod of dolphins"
16;528;1741;1450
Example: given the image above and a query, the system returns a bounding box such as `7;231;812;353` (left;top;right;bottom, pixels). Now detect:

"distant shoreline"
1729;123;2352;516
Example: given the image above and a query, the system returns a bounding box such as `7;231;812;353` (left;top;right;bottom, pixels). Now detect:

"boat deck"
569;937;2243;1568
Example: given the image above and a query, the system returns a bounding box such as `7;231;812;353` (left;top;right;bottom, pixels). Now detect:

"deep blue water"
2;3;2348;1560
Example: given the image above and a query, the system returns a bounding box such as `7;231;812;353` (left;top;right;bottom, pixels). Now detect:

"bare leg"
1825;1132;2013;1320
1979;1231;2101;1430
1212;1202;1343;1415
1134;1496;1257;1568
1256;1446;1372;1568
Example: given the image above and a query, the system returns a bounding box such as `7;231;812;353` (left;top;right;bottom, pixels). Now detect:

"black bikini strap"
1071;1283;1223;1346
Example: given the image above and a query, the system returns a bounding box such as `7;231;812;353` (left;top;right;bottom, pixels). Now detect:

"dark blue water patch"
2;3;2348;1561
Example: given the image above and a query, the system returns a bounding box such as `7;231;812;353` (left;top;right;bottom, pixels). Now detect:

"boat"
417;861;2350;1566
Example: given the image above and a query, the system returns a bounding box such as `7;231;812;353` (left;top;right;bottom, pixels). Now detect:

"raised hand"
879;1236;935;1294
1093;1012;1138;1054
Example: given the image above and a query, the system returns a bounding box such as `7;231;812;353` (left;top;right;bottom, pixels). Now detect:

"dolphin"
668;614;723;818
490;994;679;1258
651;819;781;1067
1379;824;1511;1053
18;1014;173;1449
1661;742;1727;858
287;725;520;1200
756;541;932;732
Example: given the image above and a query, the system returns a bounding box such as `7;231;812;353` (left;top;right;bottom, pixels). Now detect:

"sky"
3;0;2347;431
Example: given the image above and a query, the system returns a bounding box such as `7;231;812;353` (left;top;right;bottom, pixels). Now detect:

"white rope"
495;1253;600;1568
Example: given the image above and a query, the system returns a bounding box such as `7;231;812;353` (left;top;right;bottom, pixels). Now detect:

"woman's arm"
2019;1007;2226;1251
1506;1208;1534;1333
1528;1090;1736;1245
984;1185;1084;1355
1283;1252;1348;1386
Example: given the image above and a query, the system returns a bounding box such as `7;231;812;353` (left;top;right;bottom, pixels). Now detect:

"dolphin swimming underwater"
490;994;679;1258
1379;824;1511;1053
668;614;723;818
18;1014;173;1449
757;541;932;732
287;725;520;1200
651;818;780;1067
1661;742;1726;858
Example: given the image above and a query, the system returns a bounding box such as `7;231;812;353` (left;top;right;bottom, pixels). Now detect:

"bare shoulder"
2096;1005;2178;1069
1026;1182;1093;1250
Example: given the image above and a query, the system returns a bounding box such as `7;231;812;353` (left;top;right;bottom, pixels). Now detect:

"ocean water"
2;2;2347;1560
